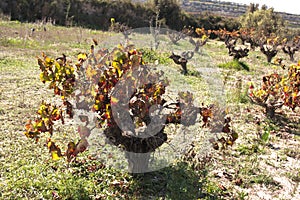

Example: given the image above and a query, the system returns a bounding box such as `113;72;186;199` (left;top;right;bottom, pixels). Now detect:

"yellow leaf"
112;61;122;77
282;38;287;43
117;43;123;50
54;61;61;70
201;34;208;41
254;89;266;97
111;96;119;104
38;104;46;115
86;65;97;78
35;120;43;128
40;72;45;82
51;151;62;161
45;56;52;65
47;139;63;160
91;86;97;97
94;104;99;110
47;140;52;148
292;92;297;98
78;53;87;61
280;78;287;86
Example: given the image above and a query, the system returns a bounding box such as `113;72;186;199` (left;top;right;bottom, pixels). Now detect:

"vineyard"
0;17;299;200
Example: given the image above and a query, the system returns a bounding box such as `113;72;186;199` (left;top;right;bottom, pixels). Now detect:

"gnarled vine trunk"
125;152;151;173
265;106;276;118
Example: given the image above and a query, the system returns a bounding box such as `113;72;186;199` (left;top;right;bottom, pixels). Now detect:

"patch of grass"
236;144;264;155
186;68;202;77
261;121;280;143
0;37;39;49
0;20;22;27
235;155;265;187
68;42;91;50
237;191;248;200
140;48;172;65
239;89;250;103
132;163;201;199
260;129;270;144
227;87;250;104
285;171;300;183
218;60;250;71
0;57;31;69
249;173;280;188
2;157;134;199
283;148;300;159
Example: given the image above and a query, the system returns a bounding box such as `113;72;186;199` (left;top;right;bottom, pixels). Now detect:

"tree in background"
247;3;259;13
0;0;241;32
152;0;196;30
239;5;286;37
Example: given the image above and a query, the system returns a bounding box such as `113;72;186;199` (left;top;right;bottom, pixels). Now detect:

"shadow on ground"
273;112;300;136
130;162;221;200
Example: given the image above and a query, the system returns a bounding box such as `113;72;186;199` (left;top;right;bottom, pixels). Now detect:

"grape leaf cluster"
24;43;202;161
249;62;300;116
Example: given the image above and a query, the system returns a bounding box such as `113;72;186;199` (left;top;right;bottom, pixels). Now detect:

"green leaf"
261;130;270;143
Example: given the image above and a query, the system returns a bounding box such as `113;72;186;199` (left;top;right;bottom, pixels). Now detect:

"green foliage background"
239;6;286;36
0;0;240;31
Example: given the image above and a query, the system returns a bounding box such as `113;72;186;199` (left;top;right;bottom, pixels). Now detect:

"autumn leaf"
110;96;119;105
78;53;87;61
25;119;34;132
200;106;212;127
231;131;238;142
64;100;73;118
47;139;63;161
66;142;76;162
92;38;98;46
36;120;47;132
222;124;230;133
44;56;53;67
86;65;97;78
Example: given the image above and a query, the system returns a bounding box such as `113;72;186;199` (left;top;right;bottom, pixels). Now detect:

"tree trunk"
125;152;151;173
289;53;295;61
265;106;275;118
267;55;273;63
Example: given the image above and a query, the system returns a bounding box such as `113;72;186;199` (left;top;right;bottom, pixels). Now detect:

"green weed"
218;60;250;71
140;48;172;65
236;144;264;155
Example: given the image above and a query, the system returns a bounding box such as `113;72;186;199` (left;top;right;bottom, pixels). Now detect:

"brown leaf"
66;142;76;162
217;183;227;191
47;139;63;160
234;178;243;186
